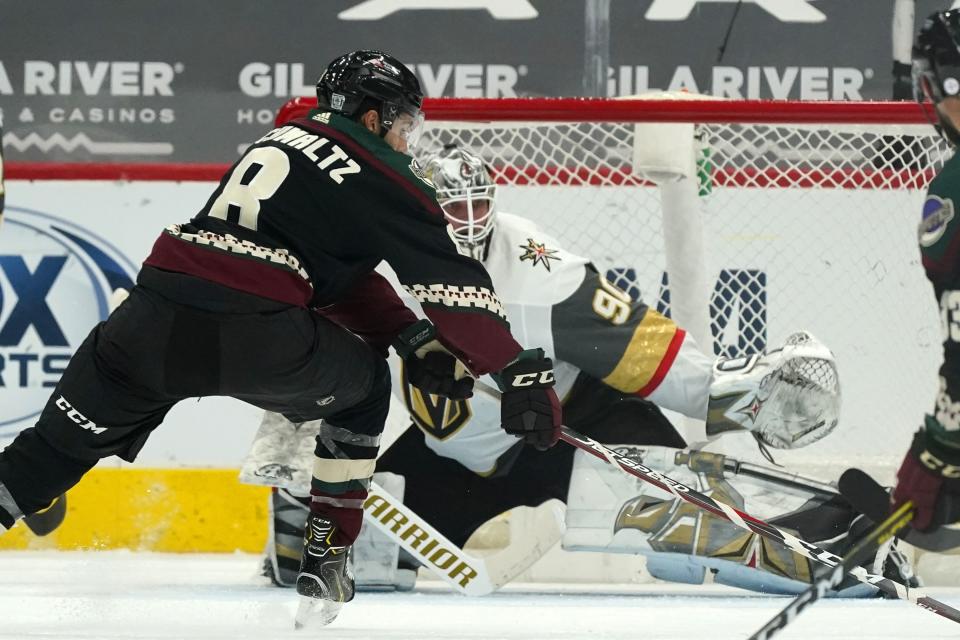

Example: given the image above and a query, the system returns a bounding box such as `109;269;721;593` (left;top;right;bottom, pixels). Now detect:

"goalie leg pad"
563;445;914;597
264;487;310;587
353;472;417;592
240;412;320;490
644;553;706;585
265;474;417;591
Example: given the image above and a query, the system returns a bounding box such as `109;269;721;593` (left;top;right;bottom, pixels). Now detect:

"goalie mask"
913;10;960;146
423;145;497;260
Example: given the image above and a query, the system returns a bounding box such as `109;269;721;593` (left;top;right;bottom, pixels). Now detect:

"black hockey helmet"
316;50;424;141
913;10;960;144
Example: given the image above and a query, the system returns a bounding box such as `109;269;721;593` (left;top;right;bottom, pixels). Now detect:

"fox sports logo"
0;207;136;438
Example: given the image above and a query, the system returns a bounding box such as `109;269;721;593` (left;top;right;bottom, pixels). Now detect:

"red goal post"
7;97;939;189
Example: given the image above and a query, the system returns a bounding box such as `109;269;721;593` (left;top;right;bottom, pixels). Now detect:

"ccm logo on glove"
920;450;960;479
499;349;562;451
511;371;556;387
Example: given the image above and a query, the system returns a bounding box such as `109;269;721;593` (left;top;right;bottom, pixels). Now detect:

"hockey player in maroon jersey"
0;115;68;537
0;50;561;625
890;11;960;534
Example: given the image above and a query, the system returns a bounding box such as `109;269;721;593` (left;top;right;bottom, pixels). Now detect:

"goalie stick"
747;500;914;640
474;380;960;626
294;481;563;630
240;429;563;596
361;479;563;596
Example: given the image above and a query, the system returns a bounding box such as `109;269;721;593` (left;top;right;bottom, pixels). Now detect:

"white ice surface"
1;551;959;640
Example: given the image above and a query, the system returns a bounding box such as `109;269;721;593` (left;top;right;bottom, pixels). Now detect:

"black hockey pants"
0;267;390;524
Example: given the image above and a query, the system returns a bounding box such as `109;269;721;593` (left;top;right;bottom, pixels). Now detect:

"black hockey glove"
499;349;562;451
393;320;474;400
892;419;960;531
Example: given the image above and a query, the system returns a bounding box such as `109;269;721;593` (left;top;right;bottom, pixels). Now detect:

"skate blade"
294;596;343;630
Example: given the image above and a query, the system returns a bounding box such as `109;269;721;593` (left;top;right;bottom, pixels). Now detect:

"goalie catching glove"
393;320;474;399
893;418;960;531
499;349;562;451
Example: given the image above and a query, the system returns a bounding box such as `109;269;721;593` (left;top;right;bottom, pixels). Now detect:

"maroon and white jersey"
143;110;521;375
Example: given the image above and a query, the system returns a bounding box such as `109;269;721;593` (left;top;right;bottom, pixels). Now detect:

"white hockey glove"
706;331;841;449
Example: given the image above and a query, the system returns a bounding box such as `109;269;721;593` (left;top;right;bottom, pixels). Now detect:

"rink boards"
0;469;269;552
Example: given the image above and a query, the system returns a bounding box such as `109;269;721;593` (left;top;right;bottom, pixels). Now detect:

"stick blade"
838;467;960;552
293;596;342;630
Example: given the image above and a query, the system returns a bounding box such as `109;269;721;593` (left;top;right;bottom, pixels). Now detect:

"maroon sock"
309;489;367;546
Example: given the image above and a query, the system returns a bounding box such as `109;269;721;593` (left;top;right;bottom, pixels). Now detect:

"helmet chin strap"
459;229;495;262
477;230;494;262
377;117;391;140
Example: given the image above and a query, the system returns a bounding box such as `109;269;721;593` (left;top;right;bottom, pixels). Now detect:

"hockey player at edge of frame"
0;115;69;537
0;111;4;229
0;50;564;626
887;10;960;540
243;140;917;597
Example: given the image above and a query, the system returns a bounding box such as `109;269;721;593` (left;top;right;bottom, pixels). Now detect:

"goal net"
275;94;948;479
387;95;955;586
393;96;947;477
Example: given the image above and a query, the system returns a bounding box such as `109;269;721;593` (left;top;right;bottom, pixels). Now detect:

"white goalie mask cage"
422;145;497;259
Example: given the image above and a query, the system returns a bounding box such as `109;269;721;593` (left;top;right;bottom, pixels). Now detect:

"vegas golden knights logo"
400;362;472;440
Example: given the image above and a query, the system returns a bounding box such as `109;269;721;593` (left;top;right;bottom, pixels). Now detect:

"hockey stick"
363;479;563;596
747;500;914;640
240;416;563;596
296;481;563;630
724;459;838;499
474;380;960;625
839;467;960;552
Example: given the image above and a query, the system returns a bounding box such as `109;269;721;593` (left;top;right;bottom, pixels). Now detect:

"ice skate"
293;513;354;629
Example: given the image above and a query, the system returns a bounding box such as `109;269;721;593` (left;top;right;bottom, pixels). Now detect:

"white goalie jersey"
384;212;715;474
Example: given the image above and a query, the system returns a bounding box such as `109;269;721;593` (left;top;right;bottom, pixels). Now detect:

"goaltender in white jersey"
242;144;915;597
394;207;710;475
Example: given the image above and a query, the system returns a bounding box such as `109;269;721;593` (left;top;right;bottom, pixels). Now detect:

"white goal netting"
273;96;959;585
415;98;950;475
